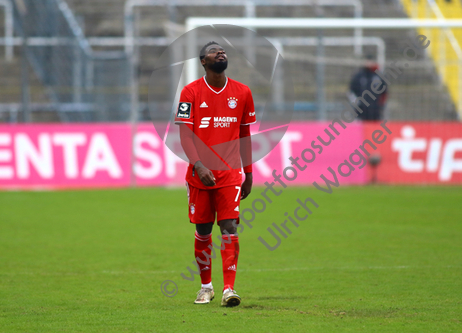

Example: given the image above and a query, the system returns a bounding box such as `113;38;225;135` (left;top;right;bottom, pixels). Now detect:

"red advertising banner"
0;124;132;189
364;122;462;184
0;122;367;189
3;122;460;188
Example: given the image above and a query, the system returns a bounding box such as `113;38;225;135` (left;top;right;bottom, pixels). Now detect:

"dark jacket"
349;66;388;120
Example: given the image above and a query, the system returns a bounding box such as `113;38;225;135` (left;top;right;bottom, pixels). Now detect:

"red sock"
194;231;212;285
221;234;239;291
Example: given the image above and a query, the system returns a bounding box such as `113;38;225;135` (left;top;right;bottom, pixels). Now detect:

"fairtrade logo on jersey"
227;97;238;109
176;102;191;118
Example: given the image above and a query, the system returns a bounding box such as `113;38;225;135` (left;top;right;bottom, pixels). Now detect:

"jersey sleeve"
240;87;257;126
174;86;194;125
179;123;200;166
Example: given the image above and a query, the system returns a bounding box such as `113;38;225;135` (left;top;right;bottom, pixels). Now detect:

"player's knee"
196;222;213;235
219;219;237;235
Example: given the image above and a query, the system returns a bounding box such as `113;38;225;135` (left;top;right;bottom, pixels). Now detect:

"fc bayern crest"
227;97;238;109
190;203;195;215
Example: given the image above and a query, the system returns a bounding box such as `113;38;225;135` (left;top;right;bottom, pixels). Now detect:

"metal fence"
0;0;460;122
1;0;130;122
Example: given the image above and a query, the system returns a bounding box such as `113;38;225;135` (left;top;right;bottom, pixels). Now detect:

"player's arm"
179;124;216;187
239;124;252;200
178;123;199;165
194;161;216;187
240;87;256;200
175;87;216;187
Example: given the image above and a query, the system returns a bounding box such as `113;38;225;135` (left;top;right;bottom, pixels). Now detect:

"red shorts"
186;183;241;224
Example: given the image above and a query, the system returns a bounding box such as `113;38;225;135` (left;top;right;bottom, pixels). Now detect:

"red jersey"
174;76;256;189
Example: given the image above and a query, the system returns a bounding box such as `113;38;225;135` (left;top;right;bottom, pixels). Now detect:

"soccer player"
174;41;256;306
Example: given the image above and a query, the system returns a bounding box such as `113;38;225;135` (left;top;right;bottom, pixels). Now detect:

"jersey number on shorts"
235;186;241;202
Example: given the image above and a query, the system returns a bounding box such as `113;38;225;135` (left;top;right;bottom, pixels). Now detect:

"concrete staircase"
401;0;462;118
0;58;57;123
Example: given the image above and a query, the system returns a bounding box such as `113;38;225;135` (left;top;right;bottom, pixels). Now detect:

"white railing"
186;17;462;29
123;0;364;123
124;0;364;54
0;33;385;123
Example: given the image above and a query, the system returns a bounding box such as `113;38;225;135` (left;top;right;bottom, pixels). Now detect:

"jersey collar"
203;75;228;94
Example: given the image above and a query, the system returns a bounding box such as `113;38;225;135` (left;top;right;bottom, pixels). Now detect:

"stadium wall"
0;122;461;189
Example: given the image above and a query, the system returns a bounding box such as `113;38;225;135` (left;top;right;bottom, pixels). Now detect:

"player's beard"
209;60;228;73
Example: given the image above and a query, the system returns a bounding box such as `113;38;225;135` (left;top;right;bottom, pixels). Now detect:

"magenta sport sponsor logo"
213;116;238;128
198;116;238;129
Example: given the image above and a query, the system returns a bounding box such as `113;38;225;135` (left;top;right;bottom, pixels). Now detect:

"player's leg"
215;185;242;307
219;219;241;306
219;219;239;292
194;222;215;304
187;183;215;304
195;222;213;289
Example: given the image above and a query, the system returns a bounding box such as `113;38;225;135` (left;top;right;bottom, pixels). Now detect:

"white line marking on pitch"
3;266;459;276
100;265;460;275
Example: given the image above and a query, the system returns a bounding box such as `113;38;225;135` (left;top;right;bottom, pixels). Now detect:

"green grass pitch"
1;186;461;332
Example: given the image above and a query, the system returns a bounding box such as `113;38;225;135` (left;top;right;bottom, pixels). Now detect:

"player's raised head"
200;41;228;73
199;41;223;60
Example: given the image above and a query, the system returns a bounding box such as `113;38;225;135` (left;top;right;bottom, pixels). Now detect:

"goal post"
185;17;462;119
186;18;462;29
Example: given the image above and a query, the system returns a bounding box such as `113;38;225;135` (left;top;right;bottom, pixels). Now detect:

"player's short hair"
199;41;221;60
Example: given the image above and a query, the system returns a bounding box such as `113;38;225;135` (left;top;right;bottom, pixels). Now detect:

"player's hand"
195;161;216;187
241;173;253;200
